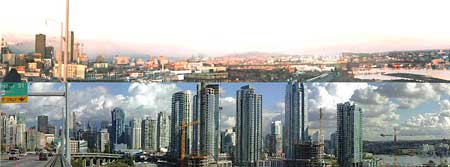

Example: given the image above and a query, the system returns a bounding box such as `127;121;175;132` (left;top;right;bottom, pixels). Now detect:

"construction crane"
178;120;199;162
380;128;398;167
380;128;413;167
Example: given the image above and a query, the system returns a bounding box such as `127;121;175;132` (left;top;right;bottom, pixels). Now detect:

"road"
0;154;52;167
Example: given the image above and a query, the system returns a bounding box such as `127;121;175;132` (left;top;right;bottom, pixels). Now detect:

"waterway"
375;155;450;166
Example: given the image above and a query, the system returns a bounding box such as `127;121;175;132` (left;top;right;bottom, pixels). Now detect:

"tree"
3;68;21;82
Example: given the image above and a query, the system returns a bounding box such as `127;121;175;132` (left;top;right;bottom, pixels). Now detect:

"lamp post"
63;0;71;163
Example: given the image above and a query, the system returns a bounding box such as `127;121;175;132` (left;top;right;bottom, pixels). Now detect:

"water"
375;155;450;166
353;69;450;81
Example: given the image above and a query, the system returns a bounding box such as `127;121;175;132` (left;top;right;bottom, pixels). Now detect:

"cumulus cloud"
440;100;450;111
3;83;180;127
3;82;449;141
220;96;237;130
399;111;450;140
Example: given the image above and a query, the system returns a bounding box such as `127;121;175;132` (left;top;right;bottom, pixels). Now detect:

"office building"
157;111;170;152
5;115;17;149
45;46;54;59
337;102;363;167
69;112;77;138
47;125;56;135
235;85;263;166
193;82;220;161
37;115;48;134
130;118;142;149
268;121;283;157
53;64;87;79
69;31;74;62
97;128;110;152
35;34;46;58
111;107;125;146
170;90;192;159
16;112;26;124
284;81;308;159
220;128;236;155
329;132;337;155
26;128;39;151
142;117;157;151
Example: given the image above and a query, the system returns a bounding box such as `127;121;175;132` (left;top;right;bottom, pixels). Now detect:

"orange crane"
178;120;199;161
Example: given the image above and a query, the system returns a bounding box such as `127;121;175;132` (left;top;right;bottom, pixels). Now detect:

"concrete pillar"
82;158;87;167
89;158;94;167
96;158;101;167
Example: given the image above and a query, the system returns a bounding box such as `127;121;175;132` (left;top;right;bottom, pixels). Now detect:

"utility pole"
64;0;71;164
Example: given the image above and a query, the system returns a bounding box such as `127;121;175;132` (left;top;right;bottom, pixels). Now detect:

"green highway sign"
1;82;28;104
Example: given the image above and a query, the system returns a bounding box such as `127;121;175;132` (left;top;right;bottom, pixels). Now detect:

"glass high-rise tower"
235;85;263;166
337;102;363;167
111;107;125;146
142;117;157;151
170;90;192;159
284;81;308;159
192;82;220;161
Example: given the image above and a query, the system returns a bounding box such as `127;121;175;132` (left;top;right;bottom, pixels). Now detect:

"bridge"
71;153;123;167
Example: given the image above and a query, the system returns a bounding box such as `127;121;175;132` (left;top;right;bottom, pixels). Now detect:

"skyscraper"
130;118;142;149
284;81;308;159
268;121;283;157
337;102;363;167
35;34;46;58
157;112;170;152
70;112;77;139
97;128;110;153
0;112;7;147
142;117;157;152
5;115;17;149
69;31;75;63
45;46;54;59
220;128;236;155
16;112;26;124
235;85;263;166
192;82;220;161
111;107;125;146
170;90;192;159
37;115;48;134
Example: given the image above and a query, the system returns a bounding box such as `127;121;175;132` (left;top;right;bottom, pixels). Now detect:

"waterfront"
375;155;450;166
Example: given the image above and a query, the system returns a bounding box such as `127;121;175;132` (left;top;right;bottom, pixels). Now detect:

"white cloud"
440;100;450;111
2;83;179;127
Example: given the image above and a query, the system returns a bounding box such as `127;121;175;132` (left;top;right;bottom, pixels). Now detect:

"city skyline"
1;82;449;141
3;0;450;56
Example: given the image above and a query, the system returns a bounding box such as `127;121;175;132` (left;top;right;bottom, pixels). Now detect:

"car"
8;149;20;160
19;152;27;157
39;151;49;161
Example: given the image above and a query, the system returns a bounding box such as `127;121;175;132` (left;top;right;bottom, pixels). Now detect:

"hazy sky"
2;0;450;56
